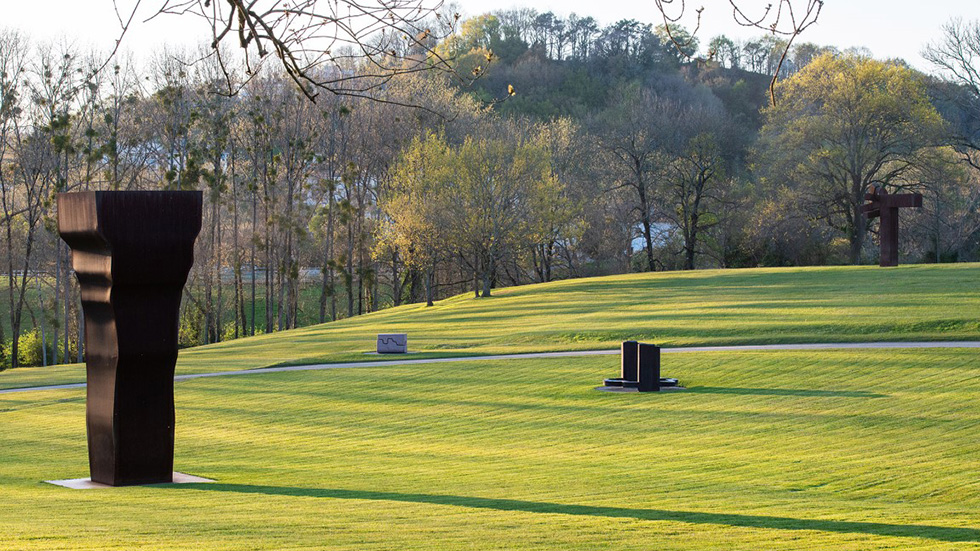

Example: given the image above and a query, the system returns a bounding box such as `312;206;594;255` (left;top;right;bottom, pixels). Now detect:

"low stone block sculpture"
377;333;408;354
58;191;202;486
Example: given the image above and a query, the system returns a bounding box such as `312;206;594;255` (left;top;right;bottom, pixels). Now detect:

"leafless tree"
924;18;980;168
113;0;469;104
0;30;29;367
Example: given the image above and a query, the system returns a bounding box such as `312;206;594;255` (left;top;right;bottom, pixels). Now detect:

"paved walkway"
3;341;979;395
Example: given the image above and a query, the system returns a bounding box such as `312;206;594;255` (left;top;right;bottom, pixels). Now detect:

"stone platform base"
45;472;214;489
594;386;687;393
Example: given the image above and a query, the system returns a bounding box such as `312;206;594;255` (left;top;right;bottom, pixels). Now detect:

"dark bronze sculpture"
620;340;638;381
861;186;922;267
602;341;678;392
58;191;202;486
636;343;661;392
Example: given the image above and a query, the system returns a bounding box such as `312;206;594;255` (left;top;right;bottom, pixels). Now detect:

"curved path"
3;341;979;395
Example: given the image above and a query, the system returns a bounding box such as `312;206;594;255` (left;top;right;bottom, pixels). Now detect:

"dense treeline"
1;10;979;368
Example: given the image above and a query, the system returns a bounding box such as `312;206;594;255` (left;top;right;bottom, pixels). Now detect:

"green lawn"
2;347;979;549
2;263;978;390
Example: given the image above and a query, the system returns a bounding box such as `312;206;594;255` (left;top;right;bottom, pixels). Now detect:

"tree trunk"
391;248;401;307
63;252;71;362
328;192;337;322
346;220;355;319
850;202;865;265
473;252;480;298
545;241;554;282
205;197;217;343
265;201;274;334
231;156;242;340
53;245;61;364
685;211;699;270
356;209;365;316
637;179;656;272
481;253;494;298
425;266;434;307
216;189;224;340
320;193;336;323
250;185;257;336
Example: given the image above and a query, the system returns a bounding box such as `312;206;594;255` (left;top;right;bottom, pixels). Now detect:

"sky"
5;1;980;73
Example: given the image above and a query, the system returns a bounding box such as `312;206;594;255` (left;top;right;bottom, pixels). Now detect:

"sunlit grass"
2;348;979;549
2;263;978;390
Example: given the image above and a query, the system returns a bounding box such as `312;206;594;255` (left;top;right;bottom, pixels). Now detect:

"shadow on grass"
170;484;978;542
687;387;887;398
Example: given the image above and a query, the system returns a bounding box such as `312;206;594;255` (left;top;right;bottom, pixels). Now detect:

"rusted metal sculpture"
861;186;922;267
58;191;202;486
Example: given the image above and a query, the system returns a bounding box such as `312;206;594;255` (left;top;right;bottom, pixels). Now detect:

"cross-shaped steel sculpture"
861;186;922;267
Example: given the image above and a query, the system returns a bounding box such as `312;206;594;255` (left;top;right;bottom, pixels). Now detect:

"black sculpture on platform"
636;343;661;392
58;191;202;486
602;341;679;392
861;186;922;267
621;340;638;381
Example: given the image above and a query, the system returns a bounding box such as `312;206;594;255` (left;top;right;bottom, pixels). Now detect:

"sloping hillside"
2;263;978;389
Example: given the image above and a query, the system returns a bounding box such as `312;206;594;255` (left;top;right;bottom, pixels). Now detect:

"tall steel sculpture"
861;186;923;267
58;191;202;486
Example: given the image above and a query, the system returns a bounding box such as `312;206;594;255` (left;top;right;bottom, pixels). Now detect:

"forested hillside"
1;9;979;368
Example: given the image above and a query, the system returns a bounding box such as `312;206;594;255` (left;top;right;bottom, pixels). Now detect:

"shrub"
1;328;57;368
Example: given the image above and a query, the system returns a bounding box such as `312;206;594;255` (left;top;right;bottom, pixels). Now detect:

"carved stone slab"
377;333;408;354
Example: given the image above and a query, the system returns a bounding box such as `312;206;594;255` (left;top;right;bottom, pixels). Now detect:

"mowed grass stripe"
2;263;978;390
2;348;980;549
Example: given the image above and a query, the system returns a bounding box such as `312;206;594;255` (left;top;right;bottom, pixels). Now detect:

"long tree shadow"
687;387;887;398
170;484;978;542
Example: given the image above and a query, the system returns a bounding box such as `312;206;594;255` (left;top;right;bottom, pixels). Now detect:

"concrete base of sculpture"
377;333;408;354
595;385;687;393
603;377;680;388
45;472;214;490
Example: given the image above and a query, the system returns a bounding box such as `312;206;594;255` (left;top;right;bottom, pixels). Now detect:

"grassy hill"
1;264;979;549
2;263;978;390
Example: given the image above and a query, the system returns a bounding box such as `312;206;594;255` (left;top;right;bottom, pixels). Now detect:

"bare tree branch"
111;0;473;106
652;0;823;105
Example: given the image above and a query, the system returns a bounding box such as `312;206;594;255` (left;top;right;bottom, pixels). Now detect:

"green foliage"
655;23;699;61
754;53;948;263
379;124;566;296
1;329;54;369
179;305;206;349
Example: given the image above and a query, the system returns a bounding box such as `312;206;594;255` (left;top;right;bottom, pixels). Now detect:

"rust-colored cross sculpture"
58;191;202;486
861;186;922;267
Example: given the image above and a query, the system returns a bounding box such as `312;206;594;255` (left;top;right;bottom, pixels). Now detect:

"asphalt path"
2;341;979;395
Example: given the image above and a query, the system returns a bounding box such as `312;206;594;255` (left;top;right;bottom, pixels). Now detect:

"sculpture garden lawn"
2;347;979;549
1;263;978;390
0;263;978;549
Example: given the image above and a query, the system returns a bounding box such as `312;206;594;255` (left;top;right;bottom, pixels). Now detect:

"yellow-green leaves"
755;53;947;263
